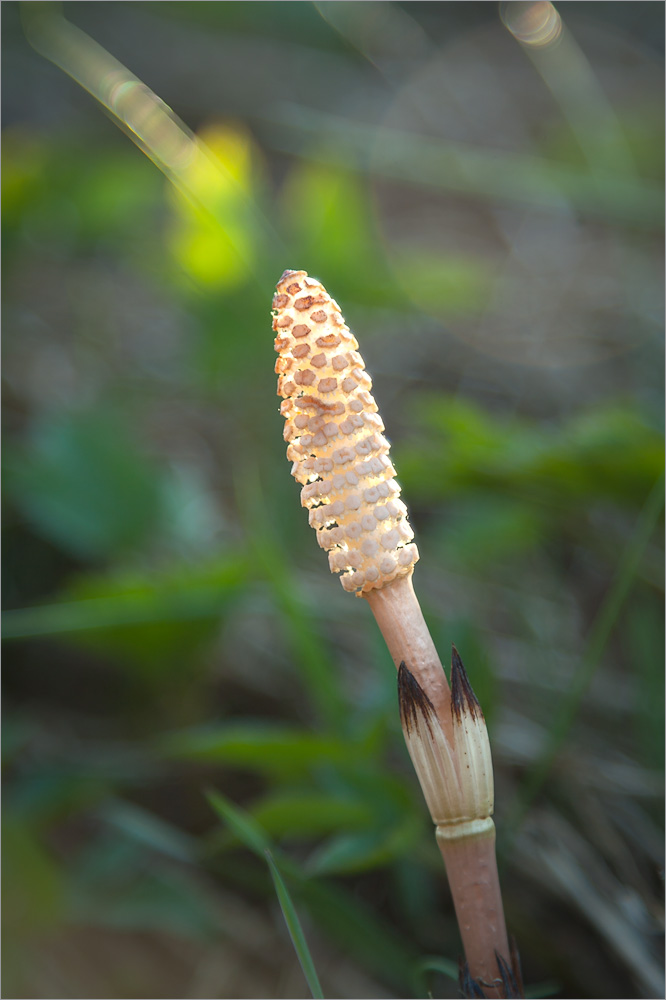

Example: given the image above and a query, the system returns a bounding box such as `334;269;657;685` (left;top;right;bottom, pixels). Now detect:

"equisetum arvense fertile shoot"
272;270;516;998
272;269;419;595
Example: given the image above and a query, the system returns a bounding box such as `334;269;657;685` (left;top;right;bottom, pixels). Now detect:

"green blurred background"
2;3;664;998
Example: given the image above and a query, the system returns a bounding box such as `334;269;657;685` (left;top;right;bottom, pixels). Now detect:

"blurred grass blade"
414;955;459;992
505;473;665;839
205;788;271;857
503;3;636;180
99;800;198;864
263;104;663;227
265;851;325;1000
234;464;348;733
2;592;224;639
161;723;363;777
20;0;283;266
295;875;419;995
206;789;418;994
524;981;562;999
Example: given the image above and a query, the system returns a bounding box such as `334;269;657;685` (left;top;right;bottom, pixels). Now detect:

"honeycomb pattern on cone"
272;269;419;594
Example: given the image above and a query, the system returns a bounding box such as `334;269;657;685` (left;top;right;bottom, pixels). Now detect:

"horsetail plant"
272;270;522;999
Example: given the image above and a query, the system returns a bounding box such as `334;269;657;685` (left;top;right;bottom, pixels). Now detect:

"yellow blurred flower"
168;122;261;289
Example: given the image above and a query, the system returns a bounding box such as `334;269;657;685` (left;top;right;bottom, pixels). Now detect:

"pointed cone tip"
278;268;304;286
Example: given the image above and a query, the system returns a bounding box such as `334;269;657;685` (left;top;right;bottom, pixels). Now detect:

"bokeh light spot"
501;1;562;48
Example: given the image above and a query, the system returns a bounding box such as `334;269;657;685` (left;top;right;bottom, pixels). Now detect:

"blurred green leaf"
305;812;422;876
280;161;391;302
63;556;245;673
163;723;367;778
392;857;440;934
71;833;219;941
67;151;162;246
1;714;36;765
98;800;198;864
265;851;325;999
90;869;218;939
2;128;160;253
316;756;416;819
3;556;247;688
399;396;664;511
251;790;375;839
4;409;166;560
6;769;109;828
1;127;48;222
73;805;205;942
2;818;68;999
541;106;665;183
2;819;65;933
432;495;543;570
151;0;341;47
389;248;494;317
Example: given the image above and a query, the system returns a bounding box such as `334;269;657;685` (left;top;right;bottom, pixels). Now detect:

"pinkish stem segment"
438;829;510;998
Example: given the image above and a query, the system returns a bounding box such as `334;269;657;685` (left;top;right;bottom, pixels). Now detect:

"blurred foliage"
4;407;167;560
2;2;664;999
